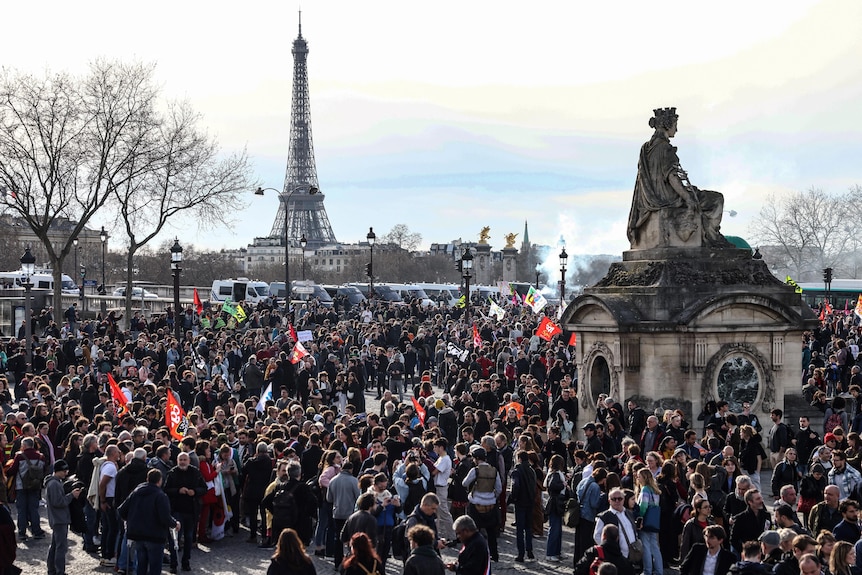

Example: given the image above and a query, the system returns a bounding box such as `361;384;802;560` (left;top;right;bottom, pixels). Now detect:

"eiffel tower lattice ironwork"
269;14;337;248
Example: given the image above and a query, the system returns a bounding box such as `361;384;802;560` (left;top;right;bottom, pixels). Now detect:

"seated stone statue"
627;107;731;249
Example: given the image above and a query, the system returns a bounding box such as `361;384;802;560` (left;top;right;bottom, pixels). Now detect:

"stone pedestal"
561;247;817;427
473;244;492;286
501;247;518;283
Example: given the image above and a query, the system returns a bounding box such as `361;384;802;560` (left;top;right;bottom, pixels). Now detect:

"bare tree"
749;188;851;281
108;99;253;324
0;60;159;308
381;224;422;251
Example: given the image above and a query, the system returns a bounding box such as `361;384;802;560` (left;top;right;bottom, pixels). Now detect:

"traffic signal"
455;259;463;273
824;267;833;284
365;263;372;277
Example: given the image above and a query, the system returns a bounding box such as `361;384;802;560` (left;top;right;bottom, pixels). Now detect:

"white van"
0;269;79;295
412;283;461;307
269;281;333;307
387;284;436;307
210;278;270;305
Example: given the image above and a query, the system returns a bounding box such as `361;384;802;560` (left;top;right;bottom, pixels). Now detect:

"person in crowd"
679;525;736;575
404;524;446;575
340;532;383;575
44;459;82;575
118;468;179;575
445;515;490;575
267;528;317;575
574;524;635;575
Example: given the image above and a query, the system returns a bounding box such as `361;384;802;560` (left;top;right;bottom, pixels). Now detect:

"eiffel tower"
268;13;337;248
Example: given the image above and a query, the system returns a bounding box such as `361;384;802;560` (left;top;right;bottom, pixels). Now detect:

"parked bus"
797;280;862;310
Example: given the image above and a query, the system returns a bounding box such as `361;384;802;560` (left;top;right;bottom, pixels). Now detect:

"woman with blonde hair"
636;467;663;575
829;540;862;575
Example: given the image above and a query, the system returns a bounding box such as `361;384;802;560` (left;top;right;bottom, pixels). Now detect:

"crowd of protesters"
1;294;862;575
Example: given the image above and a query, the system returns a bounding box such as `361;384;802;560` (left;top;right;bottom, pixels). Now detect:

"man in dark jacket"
731;540;773;575
163;452;206;572
262;461;317;545
509;450;536;562
242;442;274;545
730;488;770;553
405;524;446;575
114;447;150;570
680;525;736;575
119;469;178;575
447;515;491;575
341;493;379;547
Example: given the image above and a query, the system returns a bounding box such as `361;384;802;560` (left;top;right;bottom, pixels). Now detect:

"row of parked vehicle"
207;278;519;309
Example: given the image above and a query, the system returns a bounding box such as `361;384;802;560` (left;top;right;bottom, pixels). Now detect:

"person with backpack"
574;524;635;575
824;397;850;436
7;436;47;541
263;461;317;548
45;459;82;575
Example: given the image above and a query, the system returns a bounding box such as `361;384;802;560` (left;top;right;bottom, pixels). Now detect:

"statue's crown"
653;107;677;122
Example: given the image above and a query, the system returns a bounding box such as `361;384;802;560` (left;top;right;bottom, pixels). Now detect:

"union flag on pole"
166;391;190;441
537;316;562;341
107;373;130;418
290;341;309;364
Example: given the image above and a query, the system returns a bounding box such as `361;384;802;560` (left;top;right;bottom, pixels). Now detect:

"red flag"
411;397;426;426
166;391;190;441
537;316;562;342
568;332;577;347
289;323;298;343
193;288;203;314
290;341;309;364
473;324;482;348
107;373;129;418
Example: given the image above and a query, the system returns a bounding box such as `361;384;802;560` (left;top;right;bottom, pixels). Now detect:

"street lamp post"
171;239;183;342
462;248;473;322
559;247;568;303
72;237;79;294
299;234;308;281
255;185;319;307
100;226;108;293
20;247;35;367
366;227;376;296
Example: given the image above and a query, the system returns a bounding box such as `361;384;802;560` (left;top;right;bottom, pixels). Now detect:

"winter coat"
404;544;446;575
44;475;73;528
118;481;176;543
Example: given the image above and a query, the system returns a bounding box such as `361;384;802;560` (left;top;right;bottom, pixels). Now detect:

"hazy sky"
3;0;861;261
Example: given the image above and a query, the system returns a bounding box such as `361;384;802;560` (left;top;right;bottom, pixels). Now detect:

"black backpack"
272;482;299;527
391;519;409;561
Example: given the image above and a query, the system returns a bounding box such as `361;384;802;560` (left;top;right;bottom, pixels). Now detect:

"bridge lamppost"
300;234;308;281
462;248;473;322
366;227;376;296
170;239;183;342
559;246;568;303
255;185;319;306
72;237;79;294
20;246;35;366
99;226;108;294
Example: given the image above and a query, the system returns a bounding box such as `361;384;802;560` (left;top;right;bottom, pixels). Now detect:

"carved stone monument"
501;233;519;283
562;108;817;424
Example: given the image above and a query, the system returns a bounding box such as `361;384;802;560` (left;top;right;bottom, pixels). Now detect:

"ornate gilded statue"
627;108;730;249
478;226;491;244
504;233;518;248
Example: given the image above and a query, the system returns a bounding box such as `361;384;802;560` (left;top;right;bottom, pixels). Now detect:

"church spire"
521;220;530;248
